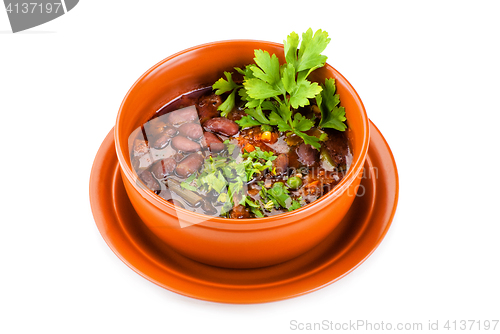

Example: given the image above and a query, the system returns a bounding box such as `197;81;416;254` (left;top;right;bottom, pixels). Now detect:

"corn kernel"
261;131;272;142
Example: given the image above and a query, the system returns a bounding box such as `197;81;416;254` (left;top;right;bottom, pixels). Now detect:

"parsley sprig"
212;28;347;149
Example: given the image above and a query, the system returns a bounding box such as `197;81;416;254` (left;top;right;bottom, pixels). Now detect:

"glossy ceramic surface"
114;40;370;268
90;121;398;303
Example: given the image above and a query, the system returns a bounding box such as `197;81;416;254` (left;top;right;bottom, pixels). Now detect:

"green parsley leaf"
245;106;270;124
281;63;297;94
320;106;346;131
252;50;281;85
213;71;238;95
213;71;242;117
268;111;290;132
236;115;263;128
235;66;254;79
289;79;322;109
318;78;347;131
218;89;237;117
284;31;300;69
244;78;281;100
296;28;331;74
292;113;315;132
295;130;321;149
261;100;278;113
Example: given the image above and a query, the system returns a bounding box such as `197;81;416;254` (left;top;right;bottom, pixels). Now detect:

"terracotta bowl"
114;40;370;268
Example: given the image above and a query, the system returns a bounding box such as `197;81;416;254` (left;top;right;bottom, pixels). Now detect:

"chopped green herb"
267;182;292;208
289;199;302;211
180;173;198;191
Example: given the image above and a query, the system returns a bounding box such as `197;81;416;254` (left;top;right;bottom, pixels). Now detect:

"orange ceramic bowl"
114;40;370;268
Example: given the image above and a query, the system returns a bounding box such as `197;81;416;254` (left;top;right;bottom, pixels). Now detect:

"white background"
1;1;499;333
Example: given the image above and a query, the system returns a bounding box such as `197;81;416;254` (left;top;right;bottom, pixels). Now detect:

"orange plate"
89;121;398;304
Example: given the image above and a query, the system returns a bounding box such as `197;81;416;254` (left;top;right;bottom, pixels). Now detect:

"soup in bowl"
115;37;369;268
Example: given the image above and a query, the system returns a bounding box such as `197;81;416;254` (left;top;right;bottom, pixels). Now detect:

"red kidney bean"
296;143;318;166
150;157;177;179
178;123;203;140
210;142;226;153
203;117;239;136
138;170;160;193
152;128;177;149
202;132;222;147
167;106;199;126
172;136;201;152
197;93;222;124
273;153;289;175
202;131;226;152
175;153;204;178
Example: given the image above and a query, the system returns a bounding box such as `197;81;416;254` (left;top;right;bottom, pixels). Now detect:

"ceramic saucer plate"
90;121;398;304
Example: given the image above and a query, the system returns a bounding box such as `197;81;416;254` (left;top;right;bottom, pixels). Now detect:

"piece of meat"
133;139;150;157
227;108;247;121
144;116;167;139
323;130;349;167
273;153;289;175
296;143;318;166
230;204;251;219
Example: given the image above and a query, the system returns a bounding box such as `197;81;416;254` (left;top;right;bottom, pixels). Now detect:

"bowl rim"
114;39;370;230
